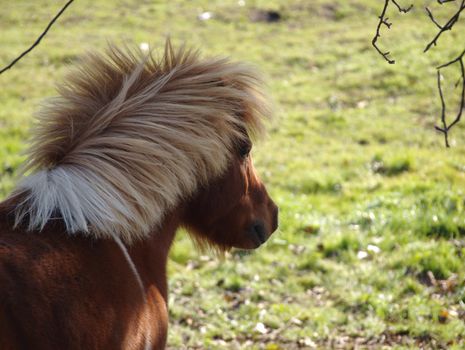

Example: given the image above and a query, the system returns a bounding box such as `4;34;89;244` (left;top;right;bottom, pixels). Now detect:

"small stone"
255;322;268;334
198;12;213;21
367;244;381;254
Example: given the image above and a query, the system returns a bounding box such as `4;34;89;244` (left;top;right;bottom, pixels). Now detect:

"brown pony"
0;41;278;350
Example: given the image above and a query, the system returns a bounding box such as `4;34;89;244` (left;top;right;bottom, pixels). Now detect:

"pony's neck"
0;194;183;301
126;209;182;301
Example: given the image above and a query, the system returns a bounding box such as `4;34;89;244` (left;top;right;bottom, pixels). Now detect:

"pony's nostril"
251;221;267;244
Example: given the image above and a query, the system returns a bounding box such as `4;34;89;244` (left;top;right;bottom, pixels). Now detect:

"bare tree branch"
425;1;465;146
435;70;448;144
424;0;465;53
373;0;465;146
372;1;394;64
0;0;74;75
371;0;413;64
435;50;465;147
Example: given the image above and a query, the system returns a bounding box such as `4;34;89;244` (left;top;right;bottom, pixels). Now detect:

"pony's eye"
239;141;252;159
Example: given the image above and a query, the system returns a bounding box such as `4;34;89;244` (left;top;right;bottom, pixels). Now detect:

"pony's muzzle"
249;202;279;247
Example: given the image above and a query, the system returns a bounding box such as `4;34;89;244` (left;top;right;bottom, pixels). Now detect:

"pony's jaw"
184;215;279;251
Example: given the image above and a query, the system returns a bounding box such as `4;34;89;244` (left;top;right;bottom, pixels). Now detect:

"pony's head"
10;40;278;246
183;136;278;250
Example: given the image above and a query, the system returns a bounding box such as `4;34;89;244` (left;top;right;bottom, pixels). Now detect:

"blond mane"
11;40;270;243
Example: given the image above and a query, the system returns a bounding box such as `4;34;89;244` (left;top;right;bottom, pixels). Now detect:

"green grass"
1;1;465;349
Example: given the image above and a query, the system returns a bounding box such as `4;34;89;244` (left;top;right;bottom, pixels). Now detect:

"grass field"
1;1;465;349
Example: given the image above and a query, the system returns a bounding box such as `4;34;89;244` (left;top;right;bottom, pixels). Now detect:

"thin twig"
0;0;74;75
437;49;465;69
372;0;394;64
425;7;443;29
424;0;465;53
372;0;412;64
435;71;449;146
434;49;465;147
392;0;413;13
